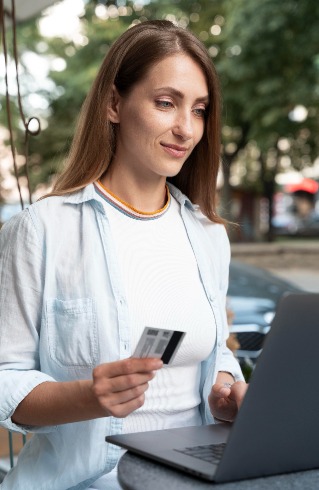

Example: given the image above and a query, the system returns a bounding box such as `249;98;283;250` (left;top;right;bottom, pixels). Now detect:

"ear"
107;85;121;123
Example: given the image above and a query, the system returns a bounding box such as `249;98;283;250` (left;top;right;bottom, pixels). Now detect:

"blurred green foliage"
1;0;319;214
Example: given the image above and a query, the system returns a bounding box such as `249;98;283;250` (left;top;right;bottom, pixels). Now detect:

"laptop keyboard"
174;443;226;464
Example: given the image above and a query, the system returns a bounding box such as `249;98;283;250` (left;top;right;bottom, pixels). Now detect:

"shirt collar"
63;182;197;212
63;183;97;204
166;182;196;211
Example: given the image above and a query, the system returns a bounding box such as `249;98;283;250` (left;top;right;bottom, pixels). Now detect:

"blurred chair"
230;323;270;363
226;301;266;381
8;431;27;469
0;430;27;483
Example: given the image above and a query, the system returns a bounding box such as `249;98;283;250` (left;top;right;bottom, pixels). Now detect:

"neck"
100;168;167;213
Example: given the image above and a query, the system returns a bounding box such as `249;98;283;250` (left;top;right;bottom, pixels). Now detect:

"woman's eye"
193;107;206;118
156;100;173;109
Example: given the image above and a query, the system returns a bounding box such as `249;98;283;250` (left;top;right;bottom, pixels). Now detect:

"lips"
160;143;189;158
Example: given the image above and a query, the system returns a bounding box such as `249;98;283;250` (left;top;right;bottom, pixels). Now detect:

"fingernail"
223;382;232;389
153;359;163;368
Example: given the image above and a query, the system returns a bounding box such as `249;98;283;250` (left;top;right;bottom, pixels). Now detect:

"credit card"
133;327;186;364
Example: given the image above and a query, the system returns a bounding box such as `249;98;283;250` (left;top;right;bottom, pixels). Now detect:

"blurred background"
1;1;319;469
1;0;318;371
1;0;319;243
1;0;319;364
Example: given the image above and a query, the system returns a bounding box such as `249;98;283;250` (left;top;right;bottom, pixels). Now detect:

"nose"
172;111;193;141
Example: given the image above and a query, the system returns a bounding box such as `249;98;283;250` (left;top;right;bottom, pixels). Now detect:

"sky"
38;0;86;39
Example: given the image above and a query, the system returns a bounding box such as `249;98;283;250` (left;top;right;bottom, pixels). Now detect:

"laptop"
106;293;319;483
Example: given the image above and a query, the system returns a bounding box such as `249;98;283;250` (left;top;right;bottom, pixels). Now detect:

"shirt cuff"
0;370;58;434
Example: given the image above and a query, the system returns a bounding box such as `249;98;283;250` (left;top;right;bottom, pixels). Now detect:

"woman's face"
108;53;209;184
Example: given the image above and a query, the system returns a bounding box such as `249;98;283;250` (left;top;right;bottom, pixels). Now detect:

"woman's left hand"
208;381;248;423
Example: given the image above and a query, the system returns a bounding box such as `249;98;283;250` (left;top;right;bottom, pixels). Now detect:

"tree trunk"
220;154;233;221
260;153;277;242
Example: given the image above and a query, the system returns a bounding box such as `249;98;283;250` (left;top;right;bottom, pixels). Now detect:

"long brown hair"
51;20;223;223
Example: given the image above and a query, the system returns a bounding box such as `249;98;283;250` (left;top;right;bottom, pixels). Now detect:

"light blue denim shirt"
0;183;243;490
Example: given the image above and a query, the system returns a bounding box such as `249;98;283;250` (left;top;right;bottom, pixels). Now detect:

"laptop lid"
106;293;319;482
215;292;319;481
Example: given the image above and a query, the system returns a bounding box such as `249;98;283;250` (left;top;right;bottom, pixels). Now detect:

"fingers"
93;370;156;396
228;381;248;408
97;382;150;418
211;382;232;399
92;358;162;397
94;357;163;379
209;381;248;423
211;381;247;402
91;357;163;418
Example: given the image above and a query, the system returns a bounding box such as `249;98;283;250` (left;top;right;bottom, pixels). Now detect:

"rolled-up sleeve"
0;210;56;433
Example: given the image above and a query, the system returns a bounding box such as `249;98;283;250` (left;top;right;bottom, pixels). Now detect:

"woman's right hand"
91;358;163;418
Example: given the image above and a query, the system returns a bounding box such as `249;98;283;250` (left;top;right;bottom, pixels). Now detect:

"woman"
0;20;246;490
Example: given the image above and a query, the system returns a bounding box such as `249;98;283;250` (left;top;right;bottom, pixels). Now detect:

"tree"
2;0;319;241
217;0;319;238
2;1;192;191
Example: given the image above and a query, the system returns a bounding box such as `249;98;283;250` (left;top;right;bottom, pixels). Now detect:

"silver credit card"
133;327;186;364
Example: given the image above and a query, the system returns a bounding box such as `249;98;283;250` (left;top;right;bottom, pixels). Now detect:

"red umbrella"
285;178;319;194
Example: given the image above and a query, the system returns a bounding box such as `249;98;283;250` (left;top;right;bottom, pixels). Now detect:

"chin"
161;164;185;179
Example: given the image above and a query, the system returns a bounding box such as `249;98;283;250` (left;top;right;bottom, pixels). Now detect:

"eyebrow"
153;86;209;104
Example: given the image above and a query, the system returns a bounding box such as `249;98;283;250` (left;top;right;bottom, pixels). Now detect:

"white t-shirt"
91;182;217;488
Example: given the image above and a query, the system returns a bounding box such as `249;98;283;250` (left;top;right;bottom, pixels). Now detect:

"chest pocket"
45;298;97;367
